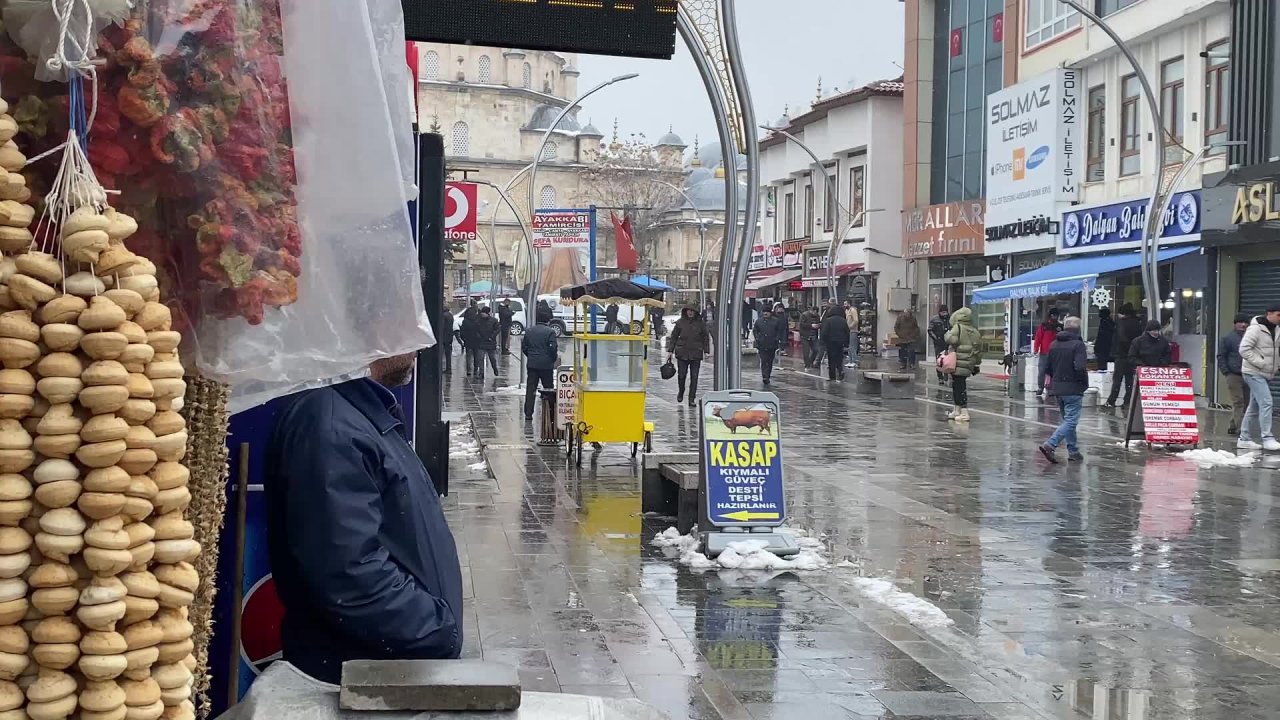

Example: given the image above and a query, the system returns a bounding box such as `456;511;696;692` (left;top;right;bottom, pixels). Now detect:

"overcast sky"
577;0;905;150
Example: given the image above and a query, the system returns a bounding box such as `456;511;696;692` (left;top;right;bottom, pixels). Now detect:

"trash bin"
538;389;563;446
1009;355;1027;399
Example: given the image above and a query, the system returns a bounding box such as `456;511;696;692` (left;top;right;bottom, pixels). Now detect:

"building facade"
755;80;907;354
976;0;1229;391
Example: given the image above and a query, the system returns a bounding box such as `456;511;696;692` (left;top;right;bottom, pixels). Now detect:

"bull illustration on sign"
709;404;773;434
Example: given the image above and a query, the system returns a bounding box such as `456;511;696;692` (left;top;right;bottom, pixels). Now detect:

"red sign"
950;28;963;57
992;13;1004;43
1137;367;1200;445
444;181;478;242
239;575;284;675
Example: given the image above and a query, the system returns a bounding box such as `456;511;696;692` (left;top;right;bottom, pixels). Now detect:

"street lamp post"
526;74;639;309
646;178;710;310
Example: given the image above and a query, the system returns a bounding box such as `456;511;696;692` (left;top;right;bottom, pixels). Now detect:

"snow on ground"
1113;440;1146;452
652;527;829;572
467;461;488;471
487;385;527;396
449;441;480;459
1178;448;1258;468
846;576;954;629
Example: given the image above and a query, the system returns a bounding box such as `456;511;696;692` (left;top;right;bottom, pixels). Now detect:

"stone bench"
641;452;700;534
858;370;916;399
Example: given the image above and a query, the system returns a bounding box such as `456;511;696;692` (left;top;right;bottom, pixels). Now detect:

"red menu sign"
1137;367;1199;445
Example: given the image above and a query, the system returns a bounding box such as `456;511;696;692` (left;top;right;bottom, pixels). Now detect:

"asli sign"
532;209;593;250
985;68;1080;255
702;391;785;528
1137;366;1200;445
1060;191;1202;255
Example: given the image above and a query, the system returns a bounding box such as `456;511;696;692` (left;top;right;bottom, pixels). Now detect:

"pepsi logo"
239;575;284;676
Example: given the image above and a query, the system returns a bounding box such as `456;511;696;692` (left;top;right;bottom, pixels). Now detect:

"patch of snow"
651;527;701;554
846;576;955;629
1178;448;1258;468
1114;440;1146;452
652;527;831;572
487;385;526;396
466;461;487;471
449;441;480;459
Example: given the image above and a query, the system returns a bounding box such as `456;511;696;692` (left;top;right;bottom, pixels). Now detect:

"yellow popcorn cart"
559;279;663;466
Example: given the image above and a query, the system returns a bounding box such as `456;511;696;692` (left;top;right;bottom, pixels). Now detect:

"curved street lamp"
644;178;712;310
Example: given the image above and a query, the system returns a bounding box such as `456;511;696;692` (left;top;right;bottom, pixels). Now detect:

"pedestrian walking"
928;306;951;383
1038;316;1088;464
742;299;755;341
459;304;479;377
650;305;666;338
439;304;454;375
604;303;621;334
894;308;921;370
1105;304;1142;408
1130;320;1172;368
1238;306;1280;451
819;306;850;381
1217;313;1251;436
264;356;463;684
667;305;711;407
943;307;982;422
521;306;559;420
472;306;501;379
1093;307;1115;372
844;300;860;367
753;305;788;386
1033;309;1062;397
497;299;514;354
799;306;821;369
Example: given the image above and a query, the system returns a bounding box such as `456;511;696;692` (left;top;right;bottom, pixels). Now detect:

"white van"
453;297;526;336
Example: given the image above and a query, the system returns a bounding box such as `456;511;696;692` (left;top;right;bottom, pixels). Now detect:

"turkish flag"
612;212;640;272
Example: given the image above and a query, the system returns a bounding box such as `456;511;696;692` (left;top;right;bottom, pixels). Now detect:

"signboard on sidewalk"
701;390;785;528
1136;366;1200;445
533;209;593;250
556;365;576;429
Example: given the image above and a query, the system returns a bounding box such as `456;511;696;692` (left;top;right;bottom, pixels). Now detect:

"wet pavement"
441;340;1280;719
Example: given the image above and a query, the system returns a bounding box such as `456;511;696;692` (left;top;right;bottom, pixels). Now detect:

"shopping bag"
937;350;958;374
660;361;677;380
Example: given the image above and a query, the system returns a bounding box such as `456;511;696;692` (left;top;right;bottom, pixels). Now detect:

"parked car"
453;297;526;336
537;294;645;337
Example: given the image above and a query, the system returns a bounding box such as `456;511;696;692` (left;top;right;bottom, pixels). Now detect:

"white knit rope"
27;0;112;167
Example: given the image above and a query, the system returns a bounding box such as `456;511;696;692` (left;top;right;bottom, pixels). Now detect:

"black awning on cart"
559;279;666;307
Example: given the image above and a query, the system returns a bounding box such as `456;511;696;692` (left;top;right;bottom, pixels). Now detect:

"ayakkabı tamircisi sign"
903;200;986;259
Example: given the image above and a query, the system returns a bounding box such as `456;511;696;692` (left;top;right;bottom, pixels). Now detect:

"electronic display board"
403;0;680;60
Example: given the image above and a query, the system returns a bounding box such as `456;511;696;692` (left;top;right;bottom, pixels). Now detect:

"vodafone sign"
445;182;478;242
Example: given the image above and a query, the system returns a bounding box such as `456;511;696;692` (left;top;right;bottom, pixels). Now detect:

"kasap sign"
701;392;785;528
985;68;1080;255
1060;191;1201;255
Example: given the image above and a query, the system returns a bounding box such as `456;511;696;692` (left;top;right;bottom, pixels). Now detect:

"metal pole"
1059;0;1165;323
678;10;739;390
723;0;760;388
527;74;639;306
472;179;536;386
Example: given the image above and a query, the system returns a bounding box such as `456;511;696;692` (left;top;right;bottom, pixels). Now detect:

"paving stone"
339;659;520;711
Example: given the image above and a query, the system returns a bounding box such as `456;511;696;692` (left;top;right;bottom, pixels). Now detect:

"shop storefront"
904;200;1002;352
1202;161;1280;404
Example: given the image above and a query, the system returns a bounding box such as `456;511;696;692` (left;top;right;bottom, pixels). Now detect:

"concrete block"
340;660;521;712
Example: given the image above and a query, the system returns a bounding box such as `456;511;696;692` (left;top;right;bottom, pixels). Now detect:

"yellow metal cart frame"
559;280;664;466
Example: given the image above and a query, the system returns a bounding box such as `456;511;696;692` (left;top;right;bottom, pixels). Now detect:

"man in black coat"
458;303;479;377
1039;316;1088;464
799;307;821;369
1093;307;1115;371
521;307;560;420
472;306;501;379
1130;320;1172;368
753;304;788;385
819;306;851;381
1105;304;1144;408
604;303;621;334
497;300;514;354
1218;313;1251;435
439;305;454;375
266;354;463;683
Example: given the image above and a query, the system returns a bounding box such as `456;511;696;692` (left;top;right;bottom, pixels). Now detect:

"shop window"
1120;74;1141;176
424;50;441;80
1160;57;1185;165
450;121;470;156
478;55;492;83
539;185;556;208
783;192;795;239
1096;0;1139;15
849;166;865;227
522;62;532;89
1024;0;1079;50
1086;85;1106;182
803;182;814;234
1205;40;1230;155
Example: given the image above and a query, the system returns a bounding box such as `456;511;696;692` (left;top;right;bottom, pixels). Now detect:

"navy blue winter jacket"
266;378;463;683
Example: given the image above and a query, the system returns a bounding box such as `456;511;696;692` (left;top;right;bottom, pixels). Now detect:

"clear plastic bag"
0;0;432;412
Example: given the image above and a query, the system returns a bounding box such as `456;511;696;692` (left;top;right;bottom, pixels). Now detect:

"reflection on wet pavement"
443;344;1280;719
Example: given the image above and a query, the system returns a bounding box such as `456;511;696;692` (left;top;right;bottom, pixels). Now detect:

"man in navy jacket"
265;352;463;684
